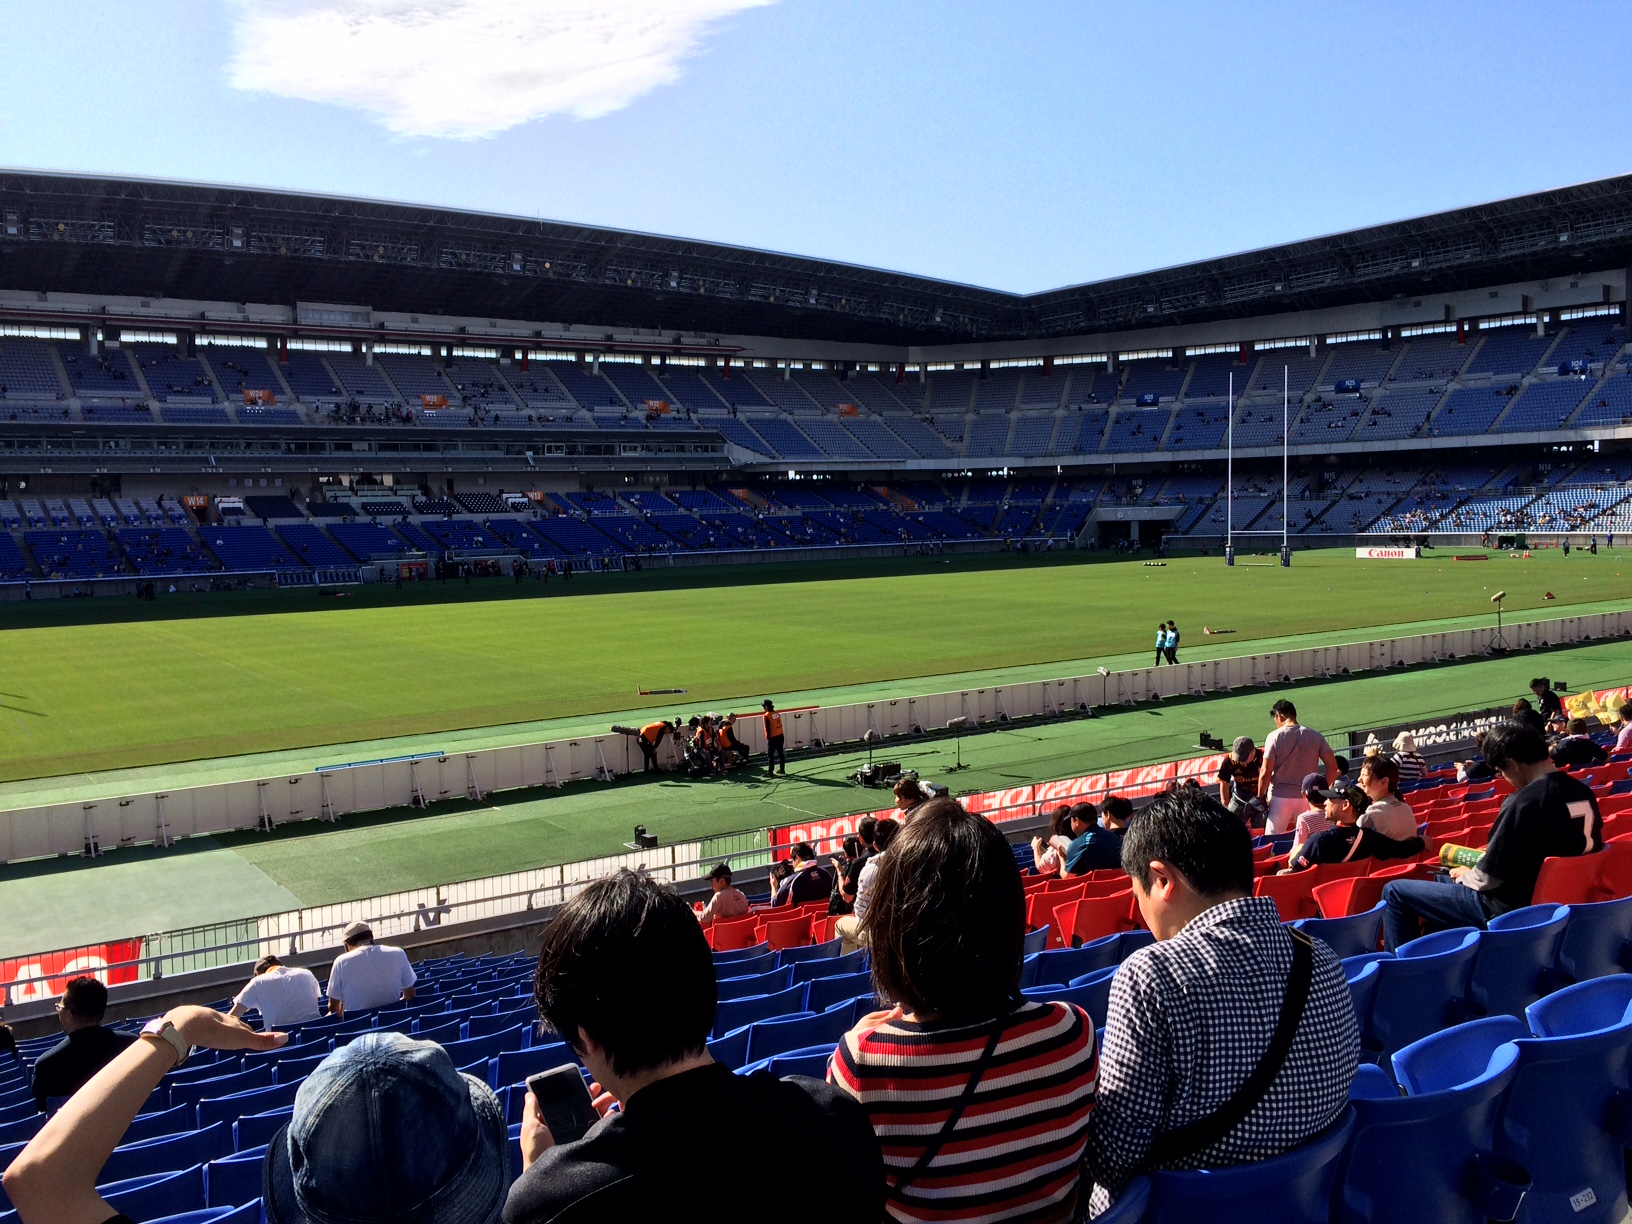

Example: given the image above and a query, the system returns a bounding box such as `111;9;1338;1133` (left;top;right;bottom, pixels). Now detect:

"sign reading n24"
1;940;143;1005
1356;546;1420;560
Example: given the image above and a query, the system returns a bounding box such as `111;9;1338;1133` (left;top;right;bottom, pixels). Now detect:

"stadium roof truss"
0;171;1630;348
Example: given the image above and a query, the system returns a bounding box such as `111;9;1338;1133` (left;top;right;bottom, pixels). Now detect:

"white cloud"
227;0;772;139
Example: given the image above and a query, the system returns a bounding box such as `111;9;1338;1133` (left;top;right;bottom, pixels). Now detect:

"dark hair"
1119;787;1253;896
534;869;714;1076
1333;754;1350;775
858;815;879;847
1567;717;1588;735
1530;677;1551;691
1099;795;1134;826
872;819;901;852
862;799;1023;1022
708;862;732;883
61;976;109;1023
1512;698;1534;715
253;955;283;975
1359;754;1401;796
1049;805;1074;838
1067;802;1096;828
790;841;815;862
894;778;927;806
1482;721;1549;770
1271;699;1297;721
1618;702;1632;723
842;835;863;861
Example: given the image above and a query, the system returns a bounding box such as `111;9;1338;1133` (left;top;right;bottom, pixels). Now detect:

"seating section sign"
1;940;143;1005
770;751;1225;855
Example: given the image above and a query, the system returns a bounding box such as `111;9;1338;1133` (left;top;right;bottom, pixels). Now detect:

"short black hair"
61;976;109;1023
1271;699;1297;721
1120;787;1254;897
858;815;879;846
1333;754;1350;775
1099;795;1134;826
1481;721;1550;771
872;819;901;852
707;862;732;883
1530;677;1551;690
790;841;815;862
534;870;714;1077
1067;802;1096;828
862;799;1023;1022
1618;702;1632;723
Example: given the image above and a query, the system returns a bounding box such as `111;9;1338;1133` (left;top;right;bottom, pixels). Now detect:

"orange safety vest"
716;727;734;750
764;711;784;737
640;722;666;744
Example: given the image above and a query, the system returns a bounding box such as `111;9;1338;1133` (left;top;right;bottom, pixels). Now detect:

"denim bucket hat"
265;1031;507;1224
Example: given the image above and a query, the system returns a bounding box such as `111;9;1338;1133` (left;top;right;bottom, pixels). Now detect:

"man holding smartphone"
503;870;884;1224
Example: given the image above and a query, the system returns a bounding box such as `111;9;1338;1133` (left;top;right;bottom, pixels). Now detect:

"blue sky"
2;1;1629;294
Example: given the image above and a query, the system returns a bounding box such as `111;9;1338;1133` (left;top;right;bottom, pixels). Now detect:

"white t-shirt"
233;965;323;1028
326;943;417;1013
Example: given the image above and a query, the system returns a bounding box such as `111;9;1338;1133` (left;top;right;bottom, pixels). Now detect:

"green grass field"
6;633;1632;955
0;546;1626;783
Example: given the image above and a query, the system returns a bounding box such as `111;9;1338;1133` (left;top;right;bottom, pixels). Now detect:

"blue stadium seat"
804;970;875;1013
714;951;779;980
1358;930;1480;1064
1023;935;1122;989
777;937;843;966
739;1043;839;1079
99;1122;231;1187
439;1025;529;1068
490;1041;579;1091
466;1005;537;1039
706;1027;751;1071
270;1051;330;1084
1553;894;1632;984
712;984;811;1040
121;1103;200;1146
717;965;793;1001
203;1146;266;1208
98;1165;207;1223
412;1018;466;1045
147;1208;250;1224
1293;903;1386;961
743;1008;852;1064
197;1081;300;1130
169;1066;273;1111
1094;1176;1150;1224
1338;1017;1530;1224
232;1106;293;1153
1022;926;1049;955
1467;904;1571;1018
0;1101;39;1129
1489;976;1632;1224
1062;964;1119;1030
712;941;771;964
1143;1109;1354;1224
788;948;868;984
1116;929;1155;958
1019;979;1107;1027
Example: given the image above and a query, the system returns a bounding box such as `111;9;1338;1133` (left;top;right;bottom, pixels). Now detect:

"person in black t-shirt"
1217;737;1263;815
504;870;883;1224
829;817;878;915
1382;721;1600;950
1551;718;1610;768
1530;677;1564;722
1510;699;1547;737
29;977;136;1111
1286;781;1422;871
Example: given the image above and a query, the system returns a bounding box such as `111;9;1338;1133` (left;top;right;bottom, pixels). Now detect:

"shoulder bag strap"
1146;928;1315;1168
891;1009;1012;1196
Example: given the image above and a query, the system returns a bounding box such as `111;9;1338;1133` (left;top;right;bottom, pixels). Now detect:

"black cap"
1312;780;1369;812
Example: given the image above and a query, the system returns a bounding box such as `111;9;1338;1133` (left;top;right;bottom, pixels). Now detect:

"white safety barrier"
0;609;1627;865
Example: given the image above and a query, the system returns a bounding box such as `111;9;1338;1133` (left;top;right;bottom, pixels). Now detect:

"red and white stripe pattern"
829;1000;1097;1222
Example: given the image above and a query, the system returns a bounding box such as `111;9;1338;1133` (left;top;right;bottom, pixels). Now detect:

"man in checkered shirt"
1084;788;1358;1213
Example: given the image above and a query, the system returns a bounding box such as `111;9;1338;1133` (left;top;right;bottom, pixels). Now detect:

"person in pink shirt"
1615;702;1632;755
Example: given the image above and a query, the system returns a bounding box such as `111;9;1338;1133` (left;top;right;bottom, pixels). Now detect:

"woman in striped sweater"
829;798;1098;1223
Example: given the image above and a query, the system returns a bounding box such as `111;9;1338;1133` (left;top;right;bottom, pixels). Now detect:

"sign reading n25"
1;940;143;1005
1356;547;1420;560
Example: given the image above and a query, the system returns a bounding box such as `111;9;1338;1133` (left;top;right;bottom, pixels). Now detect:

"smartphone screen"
526;1064;601;1145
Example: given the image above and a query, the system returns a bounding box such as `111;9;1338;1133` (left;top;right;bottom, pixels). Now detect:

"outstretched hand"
167;1005;288;1055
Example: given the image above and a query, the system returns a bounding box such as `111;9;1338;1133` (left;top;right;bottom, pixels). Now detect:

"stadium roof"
1;169;1630;347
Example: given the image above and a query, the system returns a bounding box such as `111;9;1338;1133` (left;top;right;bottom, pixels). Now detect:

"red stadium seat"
1254;872;1321;922
759;912;814;951
1027;883;1086;932
708;916;762;951
1313;875;1388;919
1052;892;1136;948
1369;859;1437;883
1532;853;1605;906
1594;840;1632;901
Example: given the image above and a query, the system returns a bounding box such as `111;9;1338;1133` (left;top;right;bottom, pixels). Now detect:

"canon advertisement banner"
1;939;143;1005
1355;546;1420;560
769;752;1225;855
1346;705;1511;757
